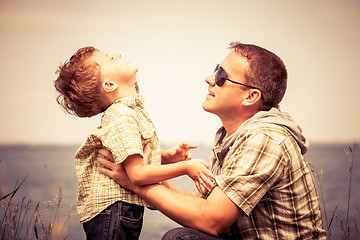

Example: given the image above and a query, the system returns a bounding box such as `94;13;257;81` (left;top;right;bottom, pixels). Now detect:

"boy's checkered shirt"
75;93;161;223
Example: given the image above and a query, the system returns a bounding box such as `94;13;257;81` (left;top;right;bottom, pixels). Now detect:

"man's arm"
160;179;193;196
98;151;243;236
136;184;243;236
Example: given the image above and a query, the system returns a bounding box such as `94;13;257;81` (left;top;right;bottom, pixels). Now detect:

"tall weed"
0;176;75;240
315;142;359;239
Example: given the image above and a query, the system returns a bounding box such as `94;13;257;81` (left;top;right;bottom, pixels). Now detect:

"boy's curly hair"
54;46;109;117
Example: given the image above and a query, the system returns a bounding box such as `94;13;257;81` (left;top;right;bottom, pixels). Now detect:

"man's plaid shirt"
197;123;326;239
75;94;161;223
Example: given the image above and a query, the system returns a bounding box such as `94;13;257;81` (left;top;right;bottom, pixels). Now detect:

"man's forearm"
133;183;222;236
161;180;193;196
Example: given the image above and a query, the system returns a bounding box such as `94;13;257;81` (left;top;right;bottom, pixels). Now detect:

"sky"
0;0;359;146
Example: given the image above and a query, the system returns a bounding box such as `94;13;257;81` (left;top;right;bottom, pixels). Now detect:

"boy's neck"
108;84;138;103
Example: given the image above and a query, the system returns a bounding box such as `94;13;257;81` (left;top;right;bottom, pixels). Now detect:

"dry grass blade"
1;177;74;240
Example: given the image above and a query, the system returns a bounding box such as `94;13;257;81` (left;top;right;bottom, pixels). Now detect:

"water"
0;143;359;239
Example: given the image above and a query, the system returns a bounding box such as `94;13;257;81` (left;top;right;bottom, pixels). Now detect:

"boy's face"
89;50;138;86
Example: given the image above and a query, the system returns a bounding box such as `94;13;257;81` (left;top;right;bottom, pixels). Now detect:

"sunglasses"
214;64;264;99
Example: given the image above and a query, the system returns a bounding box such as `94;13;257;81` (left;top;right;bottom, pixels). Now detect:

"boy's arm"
123;153;214;192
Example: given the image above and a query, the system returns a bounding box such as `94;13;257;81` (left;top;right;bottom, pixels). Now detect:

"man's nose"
205;73;216;86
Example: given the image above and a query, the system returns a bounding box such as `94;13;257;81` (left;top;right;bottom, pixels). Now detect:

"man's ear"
242;89;262;106
102;79;118;93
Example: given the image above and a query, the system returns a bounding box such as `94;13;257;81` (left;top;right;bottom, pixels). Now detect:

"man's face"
202;51;250;118
89;51;138;86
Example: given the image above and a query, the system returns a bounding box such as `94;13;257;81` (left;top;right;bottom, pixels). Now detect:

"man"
98;42;327;239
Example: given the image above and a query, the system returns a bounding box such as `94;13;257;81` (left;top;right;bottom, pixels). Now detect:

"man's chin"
202;102;214;114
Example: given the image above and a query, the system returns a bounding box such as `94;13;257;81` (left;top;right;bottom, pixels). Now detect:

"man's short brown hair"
229;42;287;110
54;46;109;117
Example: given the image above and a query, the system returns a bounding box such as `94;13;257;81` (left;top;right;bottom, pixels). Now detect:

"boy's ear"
102;79;118;93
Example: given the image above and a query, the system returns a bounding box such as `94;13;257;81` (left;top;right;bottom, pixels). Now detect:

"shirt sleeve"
215;131;286;216
101;113;144;164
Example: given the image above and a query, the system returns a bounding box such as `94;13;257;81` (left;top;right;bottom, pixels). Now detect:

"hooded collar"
213;107;309;166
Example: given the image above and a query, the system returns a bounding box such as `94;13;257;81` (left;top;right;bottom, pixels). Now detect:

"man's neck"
220;111;257;136
221;119;245;137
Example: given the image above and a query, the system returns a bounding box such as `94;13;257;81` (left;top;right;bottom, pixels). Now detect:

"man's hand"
162;142;197;164
97;145;151;191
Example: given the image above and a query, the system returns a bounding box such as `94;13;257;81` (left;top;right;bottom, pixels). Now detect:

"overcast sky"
0;0;359;146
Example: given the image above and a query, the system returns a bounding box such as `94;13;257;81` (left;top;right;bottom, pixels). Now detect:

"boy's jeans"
83;201;144;240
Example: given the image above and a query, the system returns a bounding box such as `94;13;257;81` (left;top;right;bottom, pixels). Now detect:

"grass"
314;142;359;239
0;173;75;240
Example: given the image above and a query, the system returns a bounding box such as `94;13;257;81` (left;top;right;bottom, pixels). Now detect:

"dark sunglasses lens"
213;65;219;72
215;67;226;86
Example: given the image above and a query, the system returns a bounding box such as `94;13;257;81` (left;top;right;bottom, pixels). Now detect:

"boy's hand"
162;142;197;164
184;159;215;194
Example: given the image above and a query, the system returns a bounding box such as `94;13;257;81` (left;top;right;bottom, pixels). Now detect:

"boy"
54;46;214;239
